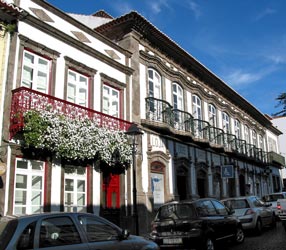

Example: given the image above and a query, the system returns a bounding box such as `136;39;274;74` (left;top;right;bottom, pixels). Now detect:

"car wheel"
255;218;263;235
233;226;245;244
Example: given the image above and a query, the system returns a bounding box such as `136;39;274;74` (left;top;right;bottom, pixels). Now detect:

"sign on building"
221;165;234;178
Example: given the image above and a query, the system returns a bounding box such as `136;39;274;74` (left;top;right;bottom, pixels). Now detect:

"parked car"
0;212;159;250
149;198;244;250
262;192;286;218
221;196;276;235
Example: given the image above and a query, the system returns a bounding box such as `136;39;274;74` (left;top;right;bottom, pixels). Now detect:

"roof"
0;0;24;22
95;11;278;131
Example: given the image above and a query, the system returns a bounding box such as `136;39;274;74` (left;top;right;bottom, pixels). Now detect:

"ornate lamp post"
125;123;143;235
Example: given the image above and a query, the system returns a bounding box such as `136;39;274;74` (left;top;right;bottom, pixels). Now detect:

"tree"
272;92;286;117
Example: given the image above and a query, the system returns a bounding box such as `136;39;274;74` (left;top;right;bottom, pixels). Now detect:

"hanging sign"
221;165;234;178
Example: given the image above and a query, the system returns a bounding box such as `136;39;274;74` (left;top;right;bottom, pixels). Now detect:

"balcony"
144;97;273;165
10;87;132;139
268;151;285;167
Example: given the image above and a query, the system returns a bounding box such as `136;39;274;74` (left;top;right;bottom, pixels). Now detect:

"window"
252;130;257;146
196;200;216;216
244;125;250;143
14;159;45;215
192;95;202;119
64;165;87;213
208;104;217;127
17;222;36;250
78;215;118;242
222;112;230;133
212;200;228;216
259;134;264;150
39;216;81;247
21;50;50;93
148;68;161;99
102;85;120;118
67;69;88;107
234;119;241;139
173;83;183;111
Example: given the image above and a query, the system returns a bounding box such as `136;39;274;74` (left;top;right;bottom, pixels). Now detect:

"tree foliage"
272;92;286;117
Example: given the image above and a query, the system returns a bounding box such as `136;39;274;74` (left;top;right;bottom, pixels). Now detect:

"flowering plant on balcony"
23;109;132;170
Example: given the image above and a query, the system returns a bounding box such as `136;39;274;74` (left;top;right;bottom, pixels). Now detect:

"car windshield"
156;204;195;220
223;199;250;209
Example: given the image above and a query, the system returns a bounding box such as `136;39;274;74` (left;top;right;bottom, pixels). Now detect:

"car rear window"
224;199;250;209
156;204;195;220
265;194;285;202
0;219;18;250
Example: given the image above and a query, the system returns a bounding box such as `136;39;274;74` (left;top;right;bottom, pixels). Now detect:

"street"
221;221;286;250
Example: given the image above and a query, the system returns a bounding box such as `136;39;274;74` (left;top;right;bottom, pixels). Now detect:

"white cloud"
254;8;276;21
148;0;170;14
187;0;201;19
223;66;278;89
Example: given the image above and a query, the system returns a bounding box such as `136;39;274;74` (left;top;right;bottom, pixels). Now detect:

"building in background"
271;115;286;189
0;0;284;236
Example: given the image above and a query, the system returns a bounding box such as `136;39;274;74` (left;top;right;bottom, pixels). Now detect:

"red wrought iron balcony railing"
10;87;132;139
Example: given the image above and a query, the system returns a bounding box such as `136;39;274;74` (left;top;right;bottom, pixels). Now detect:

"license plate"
163;238;183;244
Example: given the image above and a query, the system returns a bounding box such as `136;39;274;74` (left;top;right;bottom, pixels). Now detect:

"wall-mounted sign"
221;165;234;178
0;163;7;176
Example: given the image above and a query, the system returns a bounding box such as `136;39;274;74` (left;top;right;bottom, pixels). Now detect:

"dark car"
0;212;159;250
149;198;244;250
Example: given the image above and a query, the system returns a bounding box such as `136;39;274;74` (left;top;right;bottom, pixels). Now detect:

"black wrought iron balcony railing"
144;97;284;166
10;87;132;139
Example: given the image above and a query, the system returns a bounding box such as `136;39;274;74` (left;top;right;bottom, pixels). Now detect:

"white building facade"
0;0;285;236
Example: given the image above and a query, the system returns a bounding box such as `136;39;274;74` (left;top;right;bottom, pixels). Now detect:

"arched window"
192;95;202;119
208;104;217;127
234;119;241;139
148;68;161;99
222;112;230;133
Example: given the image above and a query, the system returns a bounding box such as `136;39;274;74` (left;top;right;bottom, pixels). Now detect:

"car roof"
221;195;258;201
158;197;219;207
0;212;101;222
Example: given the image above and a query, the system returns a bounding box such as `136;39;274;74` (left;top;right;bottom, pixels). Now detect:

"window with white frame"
64;165;87;213
148;68;161;99
192;95;202;119
173;82;183;110
259;134;264;150
222;112;230;133
173;82;184;125
252;130;257;146
208;104;217;127
244;125;250;143
234;119;241;139
14;158;45;215
103;85;120;118
67;69;88;107
21;50;50;93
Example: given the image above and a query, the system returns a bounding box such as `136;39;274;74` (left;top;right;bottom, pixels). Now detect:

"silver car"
0;212;159;250
221;196;276;235
262;192;286;218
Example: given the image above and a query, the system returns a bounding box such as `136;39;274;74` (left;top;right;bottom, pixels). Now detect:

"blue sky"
47;0;286;116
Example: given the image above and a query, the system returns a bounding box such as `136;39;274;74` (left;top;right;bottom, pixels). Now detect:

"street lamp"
125;123;143;235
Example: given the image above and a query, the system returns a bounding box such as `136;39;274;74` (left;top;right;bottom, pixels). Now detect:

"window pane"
17;161;28;170
31;161;44;170
31;190;42;205
32;176;42;189
15;190;27;205
65;179;74;192
16;175;27;189
77;180;85;192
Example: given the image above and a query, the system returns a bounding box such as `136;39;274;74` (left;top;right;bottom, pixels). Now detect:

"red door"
102;174;120;209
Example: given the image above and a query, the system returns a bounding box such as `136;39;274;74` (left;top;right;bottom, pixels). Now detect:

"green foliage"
273;92;286;117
